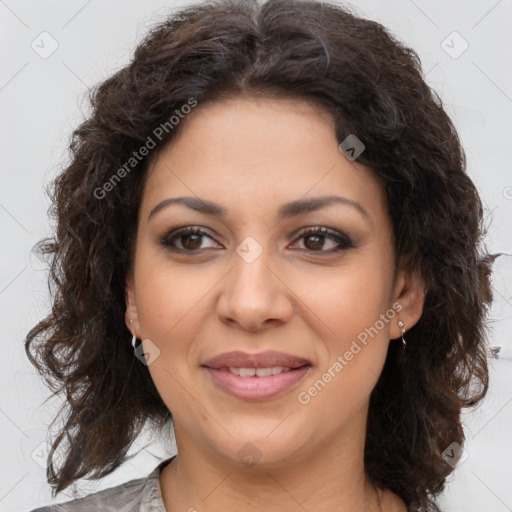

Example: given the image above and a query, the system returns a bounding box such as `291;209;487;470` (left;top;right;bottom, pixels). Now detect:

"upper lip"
201;350;312;369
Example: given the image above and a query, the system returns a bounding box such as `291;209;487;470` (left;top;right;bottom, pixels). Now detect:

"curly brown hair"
25;0;498;509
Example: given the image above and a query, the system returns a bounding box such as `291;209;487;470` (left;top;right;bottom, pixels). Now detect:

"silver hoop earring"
398;320;406;349
130;320;137;350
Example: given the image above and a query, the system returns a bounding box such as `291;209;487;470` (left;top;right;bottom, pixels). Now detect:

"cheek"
134;254;210;342
293;256;392;343
293;256;392;407
133;258;208;415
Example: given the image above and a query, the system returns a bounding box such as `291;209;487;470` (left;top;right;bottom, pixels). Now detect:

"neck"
158;416;393;512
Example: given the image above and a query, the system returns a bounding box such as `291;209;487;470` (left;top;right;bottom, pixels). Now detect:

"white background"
1;1;511;511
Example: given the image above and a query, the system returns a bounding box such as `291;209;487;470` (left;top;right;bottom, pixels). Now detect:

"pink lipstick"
201;350;312;401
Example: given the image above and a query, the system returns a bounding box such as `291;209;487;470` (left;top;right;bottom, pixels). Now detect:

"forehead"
141;95;387;225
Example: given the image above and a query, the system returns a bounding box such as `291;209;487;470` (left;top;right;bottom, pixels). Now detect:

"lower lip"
204;366;311;401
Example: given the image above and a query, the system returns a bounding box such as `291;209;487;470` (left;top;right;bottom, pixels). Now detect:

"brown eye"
293;227;354;253
178;232;203;250
160;226;354;255
160;227;220;252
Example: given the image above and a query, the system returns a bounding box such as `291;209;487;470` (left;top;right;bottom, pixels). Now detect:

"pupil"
306;235;323;250
183;234;201;249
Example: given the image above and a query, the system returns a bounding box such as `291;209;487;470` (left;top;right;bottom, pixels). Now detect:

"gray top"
30;456;175;512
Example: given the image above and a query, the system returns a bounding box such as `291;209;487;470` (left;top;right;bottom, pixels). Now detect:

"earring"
130;319;137;350
398;320;406;349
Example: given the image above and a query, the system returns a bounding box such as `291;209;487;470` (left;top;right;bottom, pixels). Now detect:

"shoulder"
28;475;150;512
29;456;174;512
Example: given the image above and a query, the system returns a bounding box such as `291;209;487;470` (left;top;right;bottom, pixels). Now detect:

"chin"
210;431;308;469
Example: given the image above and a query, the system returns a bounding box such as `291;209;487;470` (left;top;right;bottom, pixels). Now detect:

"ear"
125;271;141;338
388;266;426;340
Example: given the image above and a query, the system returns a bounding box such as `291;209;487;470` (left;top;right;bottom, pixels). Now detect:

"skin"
125;95;425;511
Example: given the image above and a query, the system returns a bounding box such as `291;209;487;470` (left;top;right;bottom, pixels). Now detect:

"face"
125;95;424;468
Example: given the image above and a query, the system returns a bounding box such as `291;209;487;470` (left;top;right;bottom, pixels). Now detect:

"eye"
160;225;355;254
160;227;221;252
291;226;355;253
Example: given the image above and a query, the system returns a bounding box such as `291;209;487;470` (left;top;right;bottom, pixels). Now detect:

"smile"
204;365;311;401
226;366;291;377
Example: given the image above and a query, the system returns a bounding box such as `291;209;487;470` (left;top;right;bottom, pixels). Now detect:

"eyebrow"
148;195;370;222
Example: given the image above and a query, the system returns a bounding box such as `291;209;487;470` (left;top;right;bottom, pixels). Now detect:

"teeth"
228;366;290;377
256;367;272;377
239;367;256;377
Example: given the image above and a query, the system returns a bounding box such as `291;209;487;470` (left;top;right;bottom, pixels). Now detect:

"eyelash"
159;226;355;255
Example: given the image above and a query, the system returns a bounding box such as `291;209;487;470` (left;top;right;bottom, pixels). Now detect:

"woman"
26;0;497;510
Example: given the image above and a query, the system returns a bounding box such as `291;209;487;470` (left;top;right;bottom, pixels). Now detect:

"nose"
216;248;294;332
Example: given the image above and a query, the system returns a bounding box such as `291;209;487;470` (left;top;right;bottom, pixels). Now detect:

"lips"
201;350;312;401
201;350;312;370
